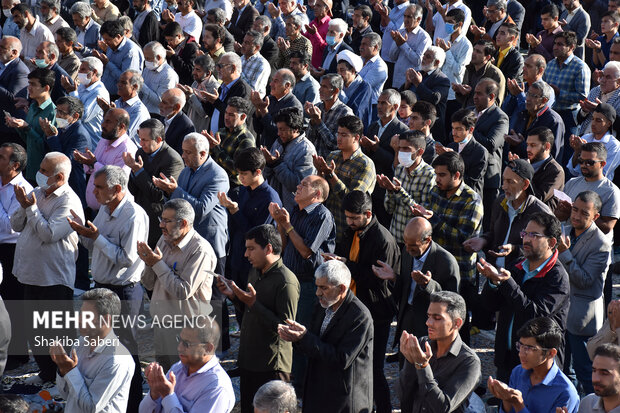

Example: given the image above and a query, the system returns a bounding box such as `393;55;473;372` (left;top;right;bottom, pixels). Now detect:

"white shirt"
388;25;432;88
175;10;202;42
141;62;179;113
20;17;54;61
0;173;32;244
441;34;473;100
431;0;472;42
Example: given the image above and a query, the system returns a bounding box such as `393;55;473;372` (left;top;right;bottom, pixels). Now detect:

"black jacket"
165;112;196;155
472;104;509;189
448;138;488;197
229;5;259;43
321;41;352;74
203;78;253;131
254;92;302;148
297;290;374;413
335;216;400;322
407;69;450;143
167;39;198;86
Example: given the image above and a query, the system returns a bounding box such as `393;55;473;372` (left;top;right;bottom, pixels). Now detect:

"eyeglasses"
176;334;204;348
215;63;233;69
578;158;603;166
158;217;181;225
519;231;547;239
516;341;550;353
526;91;542;99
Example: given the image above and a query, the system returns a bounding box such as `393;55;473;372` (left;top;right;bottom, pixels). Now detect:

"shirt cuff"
64;366;85;396
152;259;170;277
133;168;145;177
25;204;39;217
161;393;183;411
93;233;112;251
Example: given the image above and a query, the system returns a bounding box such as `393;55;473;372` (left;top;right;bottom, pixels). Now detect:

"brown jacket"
532;156;565;212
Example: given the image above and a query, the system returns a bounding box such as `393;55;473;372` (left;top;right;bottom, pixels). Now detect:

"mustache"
523;242;533;248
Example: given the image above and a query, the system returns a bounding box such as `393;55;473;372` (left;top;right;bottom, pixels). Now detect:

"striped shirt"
543;54;590;111
211;125;256;187
306;100;353;158
241;52;271;98
282;202;336;282
427;182;483;280
385;161;436;243
325;148;376;242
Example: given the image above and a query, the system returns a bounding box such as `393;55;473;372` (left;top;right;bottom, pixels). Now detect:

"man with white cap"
336;50;373;130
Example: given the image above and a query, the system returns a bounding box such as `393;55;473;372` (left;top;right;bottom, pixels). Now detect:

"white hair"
604;60;620;78
81;56;103;78
183;132;210;153
145;41;166;61
221;52;242;73
426;46;446;69
328;18;348;34
44;151;71;177
314;260;351;287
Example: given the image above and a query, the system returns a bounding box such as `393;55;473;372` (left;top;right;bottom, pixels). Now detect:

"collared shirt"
81;196;149;285
141;228;217;316
115;95;150;144
408;244;432;304
102;37;144;95
278;34;313;69
75;80;109;147
141;62;179;113
92;0;120;24
293;72;320;105
565;5;582;23
187;76;220;133
211;125;256;186
359;54;388;104
210;77;239;133
59;52;81;80
504;362;580;413
385;161;436;243
303;15;330;67
138;357;235;413
398;334;481;413
388;25;432;88
175;10;202;43
532;26;563;62
20;98;56;181
43;14;69;34
57;332;135;413
75;18;95;56
282;202;336;281
306;100;353;158
531;156;550;172
325;148;376;241
240;52;271;98
320;304;339;335
427;182;483;280
237;259;300;372
578;394;620;413
566;132;620;180
20;17;54;61
2;16;19;39
10;184;85;289
495;198;526;269
543;54;591;111
443;34;473;100
322;40;344;72
432;0;472;41
0;173;32;244
380;1;410;63
85;134;138;210
133;9;150;39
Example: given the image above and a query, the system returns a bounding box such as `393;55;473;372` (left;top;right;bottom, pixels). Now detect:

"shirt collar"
302;201;321;213
108;133;129;148
38;98;53;111
89;330;120;355
183;355;220;377
124;95;140;106
414;240;432;261
176;228;196;250
104;194;128;218
27;18;40;35
430;331;463;358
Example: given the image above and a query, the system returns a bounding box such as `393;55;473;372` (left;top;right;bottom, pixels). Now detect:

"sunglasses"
578;158;603;166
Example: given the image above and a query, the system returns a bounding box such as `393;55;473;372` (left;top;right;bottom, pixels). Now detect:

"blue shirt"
115;95;150;145
282;202;336;281
566;132;620;180
502;362;579;413
543;54;590;112
74;80;109;147
102;37;144;95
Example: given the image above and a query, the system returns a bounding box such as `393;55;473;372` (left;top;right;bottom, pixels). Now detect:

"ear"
265;242;274;255
547;235;557;249
453;316;464;331
593;211;601;221
240;113;247;122
547;347;558;360
364;210;372;219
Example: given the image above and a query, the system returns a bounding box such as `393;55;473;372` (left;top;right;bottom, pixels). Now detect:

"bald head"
403;217;433;257
0;36;21;64
160;88;186;118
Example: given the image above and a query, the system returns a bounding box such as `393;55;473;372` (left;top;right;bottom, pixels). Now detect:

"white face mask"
56;117;69;129
36;171;52;190
398;151;415;168
145;60;159;70
77;72;90;85
2;9;11;17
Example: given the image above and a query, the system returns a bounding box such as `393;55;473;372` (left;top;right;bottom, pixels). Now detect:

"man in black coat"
252;16;279;76
160;88;195;154
494;22;523;95
125;119;184;247
228;0;259;43
361;89;409;227
163;22;199;86
279;260;373;413
129;0;160;47
479;212;570;383
328;191;399;413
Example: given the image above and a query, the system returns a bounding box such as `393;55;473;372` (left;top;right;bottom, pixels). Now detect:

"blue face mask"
35;59;48;68
326;35;336;46
168;5;177;12
445;22;455;35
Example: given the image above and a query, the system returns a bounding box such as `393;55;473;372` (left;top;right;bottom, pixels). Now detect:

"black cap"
594;103;617;126
507;159;536;195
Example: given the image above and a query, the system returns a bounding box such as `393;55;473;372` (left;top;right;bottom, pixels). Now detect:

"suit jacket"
559;7;591;60
44;121;89;207
448;139;488;197
511;106;565;162
229;5;259;43
481;250;570;374
559;223;612;337
532;156;564;212
335;216;400;322
50;63;73;103
165;112;196;154
204;78;253;132
321;41;353;74
408;69;450;143
131;10;159;47
168;39;198;86
507;0;525;32
81;21;102;57
171;157;230;258
0;58;28;96
395;241;460;340
255;92;302;148
223;29;235;53
261;35;279;75
297;290;373;413
472;104;509;189
128;142;184;247
495;47;523;86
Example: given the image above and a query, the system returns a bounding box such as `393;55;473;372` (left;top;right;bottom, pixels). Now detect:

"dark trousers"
239;369;290;413
212;256;230;352
23;283;74;382
94;281;144;413
373;319;392;413
557;108;579;170
74;244;90;290
292;280;316;395
482;187;500;233
0;243;27;363
564;331;594;395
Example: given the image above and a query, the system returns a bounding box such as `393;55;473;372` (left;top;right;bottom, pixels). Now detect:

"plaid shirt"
278;34;313;69
325;148;376;241
543;54;590;111
385;161;436;244
241;52;271;98
211;125;256;187
306;100;354;158
427;182;483;280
